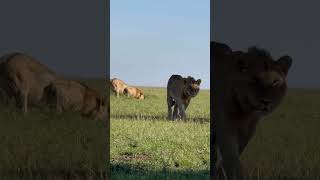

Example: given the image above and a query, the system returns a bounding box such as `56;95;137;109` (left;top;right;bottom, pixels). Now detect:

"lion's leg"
182;100;191;121
17;82;28;113
219;133;244;180
22;88;29;113
167;96;174;120
173;104;179;120
176;100;186;120
55;88;63;113
184;99;191;110
219;136;243;180
217;112;244;180
213;148;225;180
16;89;28;113
238;125;257;155
11;75;28;113
116;90;120;98
56;96;62;113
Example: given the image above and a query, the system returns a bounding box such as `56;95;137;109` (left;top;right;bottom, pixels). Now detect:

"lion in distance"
42;79;107;120
167;74;201;120
123;86;144;100
110;78;128;98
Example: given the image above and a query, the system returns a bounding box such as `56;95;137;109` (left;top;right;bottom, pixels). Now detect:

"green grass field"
2;76;320;180
0;78;108;180
241;89;320;179
110;87;210;179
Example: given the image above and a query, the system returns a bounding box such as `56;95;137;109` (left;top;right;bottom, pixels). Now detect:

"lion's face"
138;91;144;100
234;48;292;115
93;96;108;120
184;77;201;97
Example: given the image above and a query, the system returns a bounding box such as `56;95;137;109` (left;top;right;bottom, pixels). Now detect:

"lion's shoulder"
167;74;185;88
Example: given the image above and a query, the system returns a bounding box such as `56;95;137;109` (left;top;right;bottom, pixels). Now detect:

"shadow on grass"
111;163;209;180
0;170;108;180
110;114;210;123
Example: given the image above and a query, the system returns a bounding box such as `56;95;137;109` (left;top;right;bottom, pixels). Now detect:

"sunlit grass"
111;87;210;179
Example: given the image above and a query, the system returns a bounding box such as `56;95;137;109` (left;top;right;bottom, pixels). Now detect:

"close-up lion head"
184;76;201;98
233;47;292;116
212;41;293;180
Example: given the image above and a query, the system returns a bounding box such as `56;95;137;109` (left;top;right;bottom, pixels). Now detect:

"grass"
3;78;319;179
111;87;210;122
0;78;108;179
240;89;320;179
110;87;210;179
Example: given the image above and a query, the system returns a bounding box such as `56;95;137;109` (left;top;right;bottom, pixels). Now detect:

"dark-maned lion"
123;86;144;100
0;52;58;113
110;78;128;98
42;79;107;120
212;42;292;180
167;75;201;120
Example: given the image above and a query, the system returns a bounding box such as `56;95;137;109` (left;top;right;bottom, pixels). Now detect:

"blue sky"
110;0;210;89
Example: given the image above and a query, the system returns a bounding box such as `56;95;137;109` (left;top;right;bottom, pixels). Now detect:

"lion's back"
43;79;85;110
110;78;128;92
167;74;186;100
0;52;58;103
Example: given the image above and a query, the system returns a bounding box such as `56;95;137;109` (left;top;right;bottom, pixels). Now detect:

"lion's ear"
196;79;201;85
277;55;292;75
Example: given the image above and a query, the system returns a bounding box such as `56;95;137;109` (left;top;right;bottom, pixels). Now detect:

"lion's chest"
231;112;259;131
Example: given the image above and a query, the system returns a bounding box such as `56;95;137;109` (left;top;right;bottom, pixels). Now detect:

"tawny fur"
123;86;144;100
110;78;128;98
0;52;58;113
212;42;292;180
42;79;107;120
167;74;201;120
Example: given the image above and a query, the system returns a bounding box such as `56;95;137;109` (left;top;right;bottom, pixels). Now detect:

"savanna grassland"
110;87;210;180
0;78;108;180
241;89;320;179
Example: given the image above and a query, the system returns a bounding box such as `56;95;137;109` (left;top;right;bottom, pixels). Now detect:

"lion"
167;74;201;120
212;41;292;180
0;52;59;113
123;86;144;100
110;78;128;98
42;79;107;120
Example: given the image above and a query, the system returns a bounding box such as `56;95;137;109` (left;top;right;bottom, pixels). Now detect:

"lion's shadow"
110;114;210;123
111;162;209;179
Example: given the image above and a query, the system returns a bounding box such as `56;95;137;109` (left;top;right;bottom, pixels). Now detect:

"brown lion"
42;79;107;120
212;41;292;180
167;74;201;120
123;86;144;100
110;78;128;98
0;52;58;113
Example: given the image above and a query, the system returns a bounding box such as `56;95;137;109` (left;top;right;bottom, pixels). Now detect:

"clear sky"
111;0;210;89
0;0;106;79
213;0;320;88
